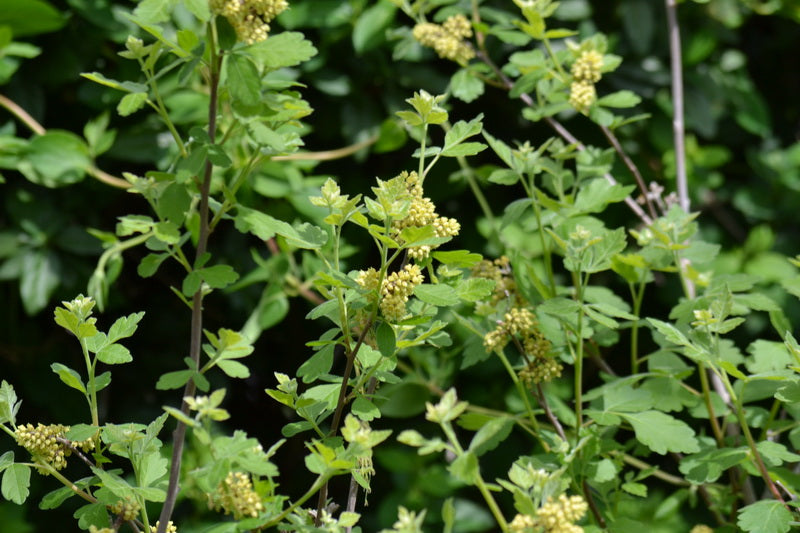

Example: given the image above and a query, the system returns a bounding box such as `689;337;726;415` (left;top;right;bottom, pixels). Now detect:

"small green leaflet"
1;463;31;504
51;363;86;393
737;500;793;533
620;410;700;455
249;32;318;69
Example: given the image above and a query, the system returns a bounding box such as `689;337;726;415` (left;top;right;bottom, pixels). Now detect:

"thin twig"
600;125;658;219
535;383;567;442
582;479;606;528
315;318;374;525
0;94;130;189
156;51;222;533
665;0;689;212
273;135;378;161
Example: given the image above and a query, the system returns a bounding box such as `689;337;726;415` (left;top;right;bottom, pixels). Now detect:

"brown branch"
315;318;375;525
156;52;222;533
600;125;658;219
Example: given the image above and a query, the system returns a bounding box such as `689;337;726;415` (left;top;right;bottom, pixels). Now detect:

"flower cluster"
483;308;561;384
412;14;474;65
509;513;536;532
569;49;603;113
471;256;517;306
209;471;264;520
536;494;588;533
690;526;714;533
15;423;84;472
391;171;460;260
150;521;177;533
357;264;425;323
89;527;115;533
110;497;141;521
209;0;289;44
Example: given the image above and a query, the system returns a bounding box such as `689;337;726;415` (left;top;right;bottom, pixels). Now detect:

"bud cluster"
15;423;74;472
536;494;588;533
379;264;425;322
209;471;264;520
392;171;460;260
471;256;517;305
110;497;141;522
89;527;115;533
209;0;289;44
569;50;604;113
509;513;535;532
412;14;475;66
690;526;714;533
150;521;177;533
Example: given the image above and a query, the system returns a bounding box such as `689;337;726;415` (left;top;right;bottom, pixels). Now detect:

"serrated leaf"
107;312;144;343
133;0;177;23
737;500;793;533
117;92;148;116
413;284;459;306
351;397;380;422
225;53;260;108
450;69;484;103
620;410;700;455
217;359;250;378
352;2;396;53
0;381;20;425
2;464;31;504
249;31;317;69
449;451;478;484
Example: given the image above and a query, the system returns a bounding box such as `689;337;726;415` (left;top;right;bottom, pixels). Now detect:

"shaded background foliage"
1;0;799;530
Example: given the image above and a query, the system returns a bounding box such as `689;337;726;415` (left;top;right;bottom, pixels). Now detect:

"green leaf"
0;381;20;425
73;502;109;530
0;0;65;37
19;130;90;188
183;0;210;21
351;397;380;422
19;249;60;315
376;321;396;358
225;53;260;108
66;424;99;442
597;90;642;108
297;345;334;383
40;485;77;510
117;92;148;116
201;264;239;289
133;0;178;23
107;312;144;343
352;2;396;53
96;343;132;365
413;284;459;307
679;447;748;483
450;69;485;103
468;417;514;457
737;500;793;533
443;115;483;154
236;207;327;249
441;142;487;157
449;451;479;484
2;464;31;504
620;411;700;455
217;359;250;379
155;370;193;390
154;220;180;244
249;32;317;69
138;253;168;278
50;363;86;393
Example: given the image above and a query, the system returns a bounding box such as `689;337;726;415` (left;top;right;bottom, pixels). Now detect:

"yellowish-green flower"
150;521;177;533
690;526;714;533
536;494;588;533
209;0;289;44
571;50;603;83
380;264;424;322
210;471;264;519
412;14;474;65
110;496;141;522
569;80;596;113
